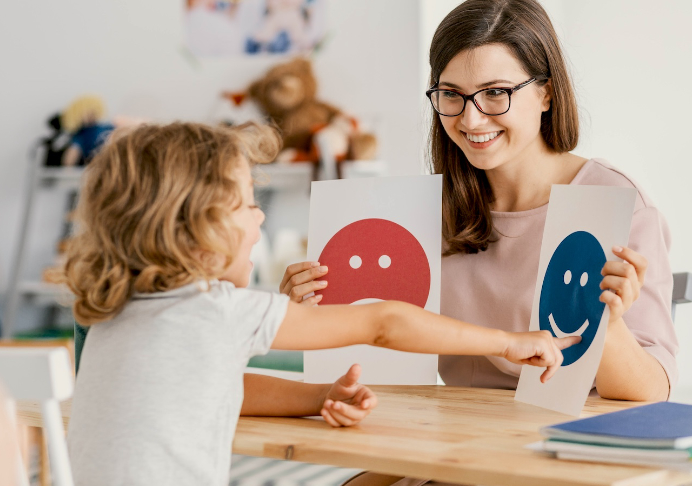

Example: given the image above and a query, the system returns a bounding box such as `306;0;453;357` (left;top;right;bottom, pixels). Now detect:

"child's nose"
257;209;266;225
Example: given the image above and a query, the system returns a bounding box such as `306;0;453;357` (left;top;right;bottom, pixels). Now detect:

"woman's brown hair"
61;122;281;325
429;0;579;255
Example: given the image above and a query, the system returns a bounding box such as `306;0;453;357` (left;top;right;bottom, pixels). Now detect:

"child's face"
220;161;265;287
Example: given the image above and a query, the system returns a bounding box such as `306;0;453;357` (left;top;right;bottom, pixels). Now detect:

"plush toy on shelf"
222;57;377;177
60;95;115;166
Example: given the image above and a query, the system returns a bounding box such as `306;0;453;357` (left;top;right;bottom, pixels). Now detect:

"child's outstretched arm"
273;301;580;383
241;364;377;427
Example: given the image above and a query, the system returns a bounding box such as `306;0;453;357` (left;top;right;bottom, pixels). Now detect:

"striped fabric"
229;455;361;486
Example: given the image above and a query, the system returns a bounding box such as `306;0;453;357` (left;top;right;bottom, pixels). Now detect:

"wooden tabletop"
17;386;692;486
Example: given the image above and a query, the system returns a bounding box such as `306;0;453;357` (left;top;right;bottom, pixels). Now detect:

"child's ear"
541;79;553;112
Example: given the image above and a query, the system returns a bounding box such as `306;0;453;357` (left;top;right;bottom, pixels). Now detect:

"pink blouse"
439;158;679;391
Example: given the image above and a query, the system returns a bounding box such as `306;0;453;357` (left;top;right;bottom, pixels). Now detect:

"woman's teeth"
466;131;501;143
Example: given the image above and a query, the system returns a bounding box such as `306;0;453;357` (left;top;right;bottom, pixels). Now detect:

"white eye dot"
580;272;588;287
349;255;362;269
378;255;391;268
563;270;572;285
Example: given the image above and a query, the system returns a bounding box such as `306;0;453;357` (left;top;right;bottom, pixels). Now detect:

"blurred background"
0;0;690;401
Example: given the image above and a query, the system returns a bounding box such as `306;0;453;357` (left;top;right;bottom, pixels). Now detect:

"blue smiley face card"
515;185;637;416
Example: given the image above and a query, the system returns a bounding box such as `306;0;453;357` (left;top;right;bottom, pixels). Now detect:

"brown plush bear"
225;58;377;169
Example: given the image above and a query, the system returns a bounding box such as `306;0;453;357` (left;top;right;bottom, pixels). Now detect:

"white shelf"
253;160;387;191
36;166;85;190
254;163;313;191
37;167;85;181
17;281;73;304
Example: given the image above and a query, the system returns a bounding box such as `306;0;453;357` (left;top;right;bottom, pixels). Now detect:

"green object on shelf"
13;327;75;340
248;351;304;372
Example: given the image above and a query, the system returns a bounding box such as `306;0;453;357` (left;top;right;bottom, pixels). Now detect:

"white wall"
421;0;692;398
0;0;422;313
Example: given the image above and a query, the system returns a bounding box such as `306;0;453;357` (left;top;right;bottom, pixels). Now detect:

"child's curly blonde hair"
62;122;281;325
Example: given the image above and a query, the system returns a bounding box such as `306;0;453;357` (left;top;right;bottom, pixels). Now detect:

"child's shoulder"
206;281;290;321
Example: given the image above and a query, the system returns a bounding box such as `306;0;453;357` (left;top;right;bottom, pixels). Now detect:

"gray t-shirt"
68;280;290;486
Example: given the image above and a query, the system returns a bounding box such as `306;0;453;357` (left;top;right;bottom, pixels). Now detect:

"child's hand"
320;364;378;427
280;261;329;305
599;246;647;325
502;332;581;383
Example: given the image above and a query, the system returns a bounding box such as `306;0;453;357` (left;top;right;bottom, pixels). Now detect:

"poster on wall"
303;175;442;385
515;185;637;416
185;0;327;57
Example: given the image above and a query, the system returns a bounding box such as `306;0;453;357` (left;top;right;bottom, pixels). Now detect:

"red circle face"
316;218;431;307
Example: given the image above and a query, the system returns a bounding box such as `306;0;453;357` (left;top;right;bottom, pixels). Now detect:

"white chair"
0;347;74;486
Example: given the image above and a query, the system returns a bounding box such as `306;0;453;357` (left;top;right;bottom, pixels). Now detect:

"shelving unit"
2;153;83;338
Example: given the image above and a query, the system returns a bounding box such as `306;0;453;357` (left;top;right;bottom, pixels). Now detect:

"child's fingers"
334;364;362;390
554;335;581;350
540;348;562;382
351;386;378;409
320;407;342;427
325;402;368;426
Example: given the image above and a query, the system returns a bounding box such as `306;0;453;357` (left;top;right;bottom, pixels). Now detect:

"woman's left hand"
600;246;647;324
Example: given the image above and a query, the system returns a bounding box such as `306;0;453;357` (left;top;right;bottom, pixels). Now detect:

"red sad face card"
305;175;442;385
316;218;431;308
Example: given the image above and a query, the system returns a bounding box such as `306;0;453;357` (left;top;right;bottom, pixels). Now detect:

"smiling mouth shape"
548;313;589;339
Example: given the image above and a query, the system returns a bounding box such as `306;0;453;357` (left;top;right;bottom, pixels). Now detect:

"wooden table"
17;386;692;486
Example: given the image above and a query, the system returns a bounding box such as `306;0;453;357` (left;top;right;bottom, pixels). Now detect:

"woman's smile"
461;130;504;149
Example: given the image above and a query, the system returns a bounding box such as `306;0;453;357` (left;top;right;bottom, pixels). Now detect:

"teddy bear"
223;58;377;175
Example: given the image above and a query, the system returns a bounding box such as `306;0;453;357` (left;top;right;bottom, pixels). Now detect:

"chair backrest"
0;347;74;486
672;272;692;322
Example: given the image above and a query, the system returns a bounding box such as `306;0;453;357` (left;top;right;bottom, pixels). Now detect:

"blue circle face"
539;231;606;366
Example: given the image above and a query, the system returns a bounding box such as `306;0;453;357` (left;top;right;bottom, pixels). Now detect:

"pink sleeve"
624;206;679;390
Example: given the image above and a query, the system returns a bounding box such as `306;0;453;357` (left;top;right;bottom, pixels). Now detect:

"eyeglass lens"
431;89;510;116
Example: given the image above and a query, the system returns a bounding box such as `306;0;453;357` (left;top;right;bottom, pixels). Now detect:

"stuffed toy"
224;58;377;175
61;95;115;166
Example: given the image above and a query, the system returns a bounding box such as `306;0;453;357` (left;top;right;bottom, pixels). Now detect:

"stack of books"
527;402;692;471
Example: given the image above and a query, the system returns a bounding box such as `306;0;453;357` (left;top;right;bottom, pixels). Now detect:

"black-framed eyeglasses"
425;78;543;117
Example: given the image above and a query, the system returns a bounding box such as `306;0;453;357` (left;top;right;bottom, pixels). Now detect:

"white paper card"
515;185;637;416
304;175;442;384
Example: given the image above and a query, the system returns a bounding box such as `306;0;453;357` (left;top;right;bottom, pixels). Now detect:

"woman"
282;2;678;482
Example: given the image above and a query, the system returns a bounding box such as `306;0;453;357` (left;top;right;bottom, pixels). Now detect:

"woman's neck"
486;148;587;213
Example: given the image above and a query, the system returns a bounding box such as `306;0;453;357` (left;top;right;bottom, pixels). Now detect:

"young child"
63;122;578;486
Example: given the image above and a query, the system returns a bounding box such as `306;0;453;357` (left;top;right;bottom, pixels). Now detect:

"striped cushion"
229;455;361;486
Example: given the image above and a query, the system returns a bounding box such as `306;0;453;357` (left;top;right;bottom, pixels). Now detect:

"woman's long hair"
429;0;579;255
61;122;281;325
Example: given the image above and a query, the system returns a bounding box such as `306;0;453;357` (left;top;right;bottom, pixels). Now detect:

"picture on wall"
185;0;327;57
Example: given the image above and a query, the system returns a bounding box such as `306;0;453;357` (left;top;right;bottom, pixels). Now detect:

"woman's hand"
319;364;378;427
599;246;647;324
280;261;329;305
501;331;581;383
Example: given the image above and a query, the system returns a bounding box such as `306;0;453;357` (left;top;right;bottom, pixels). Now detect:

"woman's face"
437;43;551;172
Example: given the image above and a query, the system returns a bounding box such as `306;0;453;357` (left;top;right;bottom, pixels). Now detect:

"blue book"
540;402;692;449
